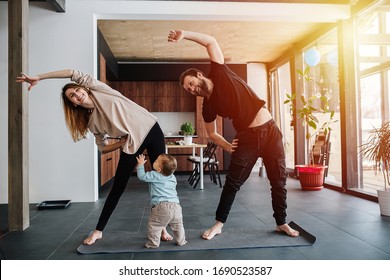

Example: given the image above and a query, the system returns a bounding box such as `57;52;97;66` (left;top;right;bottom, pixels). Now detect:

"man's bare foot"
276;224;300;237
202;221;223;240
161;228;173;241
83;230;103;245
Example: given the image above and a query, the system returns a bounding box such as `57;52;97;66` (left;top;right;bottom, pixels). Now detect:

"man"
167;30;299;240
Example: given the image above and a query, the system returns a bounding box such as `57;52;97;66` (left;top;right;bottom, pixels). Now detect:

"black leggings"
96;122;166;231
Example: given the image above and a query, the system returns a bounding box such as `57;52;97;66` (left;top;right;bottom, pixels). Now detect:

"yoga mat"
77;221;315;254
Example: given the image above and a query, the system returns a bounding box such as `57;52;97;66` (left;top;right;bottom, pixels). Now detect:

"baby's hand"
136;154;147;165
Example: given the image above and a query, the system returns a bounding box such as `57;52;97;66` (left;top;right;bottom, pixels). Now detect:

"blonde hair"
61;83;92;142
159;154;177;176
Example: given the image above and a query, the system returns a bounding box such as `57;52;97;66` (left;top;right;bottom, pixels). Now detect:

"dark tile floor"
1;173;390;260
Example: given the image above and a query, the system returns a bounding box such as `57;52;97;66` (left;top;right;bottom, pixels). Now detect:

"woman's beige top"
71;70;157;154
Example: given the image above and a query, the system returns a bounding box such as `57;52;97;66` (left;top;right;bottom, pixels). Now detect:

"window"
356;4;390;194
302;29;342;186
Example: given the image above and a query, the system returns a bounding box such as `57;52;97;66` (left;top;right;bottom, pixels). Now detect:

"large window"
270;1;390;197
270;29;341;181
302;29;342;186
356;3;390;194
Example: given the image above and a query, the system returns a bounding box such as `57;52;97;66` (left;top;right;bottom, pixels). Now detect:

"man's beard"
196;79;209;97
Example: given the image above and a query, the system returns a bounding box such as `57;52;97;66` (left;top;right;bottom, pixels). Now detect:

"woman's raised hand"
15;73;39;91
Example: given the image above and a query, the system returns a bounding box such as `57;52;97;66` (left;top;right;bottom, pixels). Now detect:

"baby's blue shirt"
136;165;180;206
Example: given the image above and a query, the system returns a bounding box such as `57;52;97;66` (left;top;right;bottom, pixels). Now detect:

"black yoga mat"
77;221;315;254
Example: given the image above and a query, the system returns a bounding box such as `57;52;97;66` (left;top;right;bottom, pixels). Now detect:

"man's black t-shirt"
202;61;265;132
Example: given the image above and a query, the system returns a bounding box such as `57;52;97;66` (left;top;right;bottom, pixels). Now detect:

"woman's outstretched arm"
16;69;74;91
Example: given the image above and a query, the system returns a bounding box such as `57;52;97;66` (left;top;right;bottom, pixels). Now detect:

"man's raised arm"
167;30;224;64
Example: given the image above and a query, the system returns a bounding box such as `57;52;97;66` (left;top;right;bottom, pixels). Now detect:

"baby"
136;153;187;248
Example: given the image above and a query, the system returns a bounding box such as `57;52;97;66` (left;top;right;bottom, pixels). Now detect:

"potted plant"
359;120;390;216
284;66;337;190
180;122;195;145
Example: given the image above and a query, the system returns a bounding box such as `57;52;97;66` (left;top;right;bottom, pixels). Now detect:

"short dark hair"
179;68;205;87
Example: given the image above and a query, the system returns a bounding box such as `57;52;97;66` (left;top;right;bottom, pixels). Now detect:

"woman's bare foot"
161;228;173;241
202;221;223;240
276;224;300;237
83;230;103;245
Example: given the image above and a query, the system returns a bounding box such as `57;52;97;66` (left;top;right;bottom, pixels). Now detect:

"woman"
16;69;172;245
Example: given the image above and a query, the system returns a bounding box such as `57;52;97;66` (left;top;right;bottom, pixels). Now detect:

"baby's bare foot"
161;228;173;241
276;224;300;237
202;221;223;240
83;230;102;245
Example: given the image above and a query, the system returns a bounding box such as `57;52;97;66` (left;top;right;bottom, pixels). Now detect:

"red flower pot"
295;165;327;191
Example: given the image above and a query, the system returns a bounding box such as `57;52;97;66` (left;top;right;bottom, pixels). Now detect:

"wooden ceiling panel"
97;1;351;63
98;20;325;63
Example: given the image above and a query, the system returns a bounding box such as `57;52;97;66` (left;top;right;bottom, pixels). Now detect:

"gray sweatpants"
145;201;187;248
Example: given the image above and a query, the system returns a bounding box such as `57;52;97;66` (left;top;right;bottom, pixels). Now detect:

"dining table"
165;143;208;190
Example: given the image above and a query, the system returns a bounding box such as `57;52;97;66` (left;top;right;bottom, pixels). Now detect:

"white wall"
1;1;99;203
247;63;267;101
1;1;345;204
152;112;195;136
247;63;267;173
